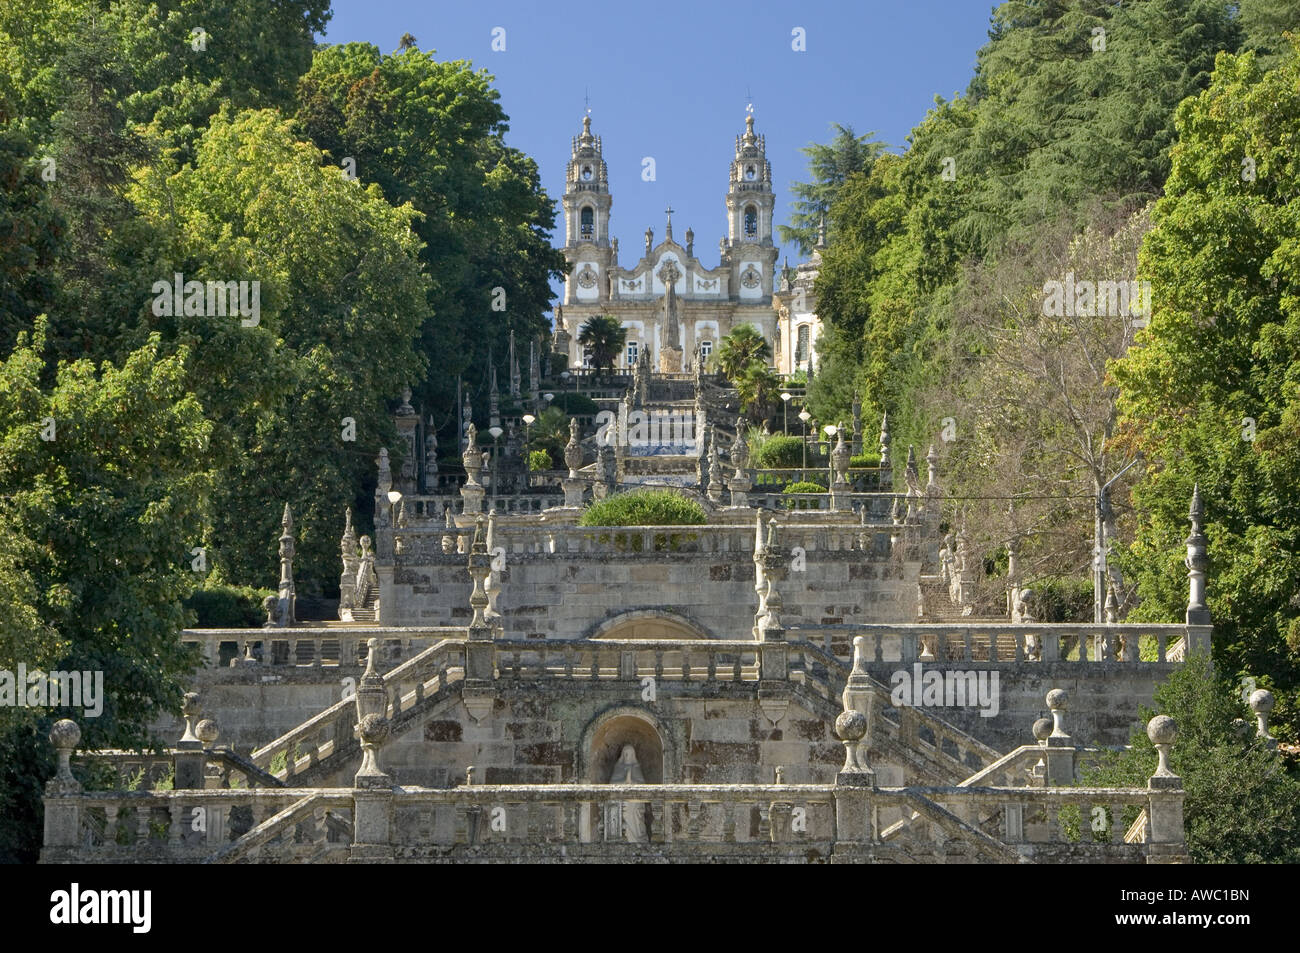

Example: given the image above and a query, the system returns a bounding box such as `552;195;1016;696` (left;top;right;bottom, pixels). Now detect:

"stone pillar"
1145;715;1188;863
394;387;418;494
173;692;206;790
563;418;586;507
1250;689;1276;748
851;395;862;456
1043;689;1075;785
706;427;724;503
338;508;359;621
42;720;83;854
1185;484;1210;626
462;516;496;724
460;424;485;514
728;417;751;507
831;427;851;512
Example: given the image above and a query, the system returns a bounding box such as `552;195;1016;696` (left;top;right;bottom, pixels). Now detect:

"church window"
796;325;810;367
580;207;594;240
626;341;639;367
744;206;758;239
700;340;713;361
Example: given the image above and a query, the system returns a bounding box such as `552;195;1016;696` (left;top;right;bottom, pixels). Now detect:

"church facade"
554;114;796;374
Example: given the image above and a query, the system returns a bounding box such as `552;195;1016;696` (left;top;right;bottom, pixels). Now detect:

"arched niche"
581;707;667;784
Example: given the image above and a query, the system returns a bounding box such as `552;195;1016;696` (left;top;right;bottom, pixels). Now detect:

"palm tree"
737;365;781;423
716;324;772;383
577;315;626;377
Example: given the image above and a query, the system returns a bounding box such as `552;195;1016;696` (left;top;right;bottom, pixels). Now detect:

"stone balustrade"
248;638;466;781
793;623;1208;665
41;788;353;863
41;779;1176;864
180;627;463;669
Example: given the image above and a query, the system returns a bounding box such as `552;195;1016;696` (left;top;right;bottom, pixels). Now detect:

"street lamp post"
522;414;535;481
798;409;811;477
824;424;838;488
488;425;504;508
1094;454;1143;623
781;391;792;435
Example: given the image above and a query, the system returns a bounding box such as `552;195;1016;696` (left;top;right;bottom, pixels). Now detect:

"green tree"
0;321;213;861
576;315;626;376
129;106;429;589
778;123;887;256
294;42;565;425
0;119;59;350
1111;39;1300;738
716;324;771;383
1082;653;1300;863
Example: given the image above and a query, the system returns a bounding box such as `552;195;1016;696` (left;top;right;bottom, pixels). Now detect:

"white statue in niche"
608;744;647;842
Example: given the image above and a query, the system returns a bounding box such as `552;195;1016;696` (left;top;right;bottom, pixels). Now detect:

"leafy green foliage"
1111;39;1300;738
752;436;804;469
716;324;771;383
130;106;427;589
576;315;626;375
579;489;706;527
783;481;827;494
1082;653;1300;863
294;42;565;420
778;123;888;256
527;450;552;472
184;581;274;628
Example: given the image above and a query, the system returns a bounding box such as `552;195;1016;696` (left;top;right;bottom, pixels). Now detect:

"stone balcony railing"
180;626;465;669
39;778;1180;864
793;623;1208;666
395;521;877;560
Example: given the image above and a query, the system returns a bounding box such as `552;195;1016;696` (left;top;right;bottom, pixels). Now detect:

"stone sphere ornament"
1032;717;1053;743
196;719;220;746
835;709;868;742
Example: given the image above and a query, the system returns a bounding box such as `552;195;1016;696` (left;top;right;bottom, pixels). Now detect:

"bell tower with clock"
562;114;615;306
724;113;778;300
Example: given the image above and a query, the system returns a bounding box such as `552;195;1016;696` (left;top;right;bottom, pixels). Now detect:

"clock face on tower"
745;164;757;180
581;165;593;181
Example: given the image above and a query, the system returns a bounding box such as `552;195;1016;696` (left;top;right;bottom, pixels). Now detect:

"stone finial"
376;448;392;497
1018;588;1037;623
1032;717;1053;744
1147;715;1177;778
831;427;850;485
442;507;456;553
835;710;869;774
424;417;439;492
341;507;357;555
1185;484;1210;624
1249;689;1275;745
731;418;750;475
196;718;220;747
462;423;482;485
925;444;939;492
879;413;892;470
48;719;82;793
774;766;785;785
355;639;391;784
1105;585;1118;624
1046;689;1069;740
180;692;202;745
564;418;582;477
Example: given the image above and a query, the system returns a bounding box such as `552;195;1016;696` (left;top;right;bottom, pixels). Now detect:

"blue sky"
323;0;997;287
